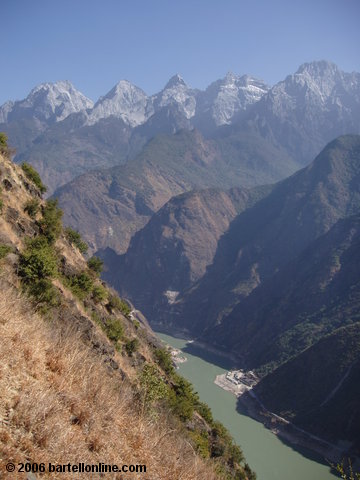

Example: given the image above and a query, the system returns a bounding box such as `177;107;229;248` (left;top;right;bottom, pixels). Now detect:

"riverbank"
240;390;345;465
214;371;346;465
152;323;241;364
168;346;187;367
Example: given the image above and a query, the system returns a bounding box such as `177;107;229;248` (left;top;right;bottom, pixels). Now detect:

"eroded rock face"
195;72;269;127
245;61;360;166
87;80;150;127
172;135;360;339
0;81;93;124
99;185;270;324
3;178;13;191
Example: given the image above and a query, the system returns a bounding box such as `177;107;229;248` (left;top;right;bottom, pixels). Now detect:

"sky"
1;0;360;105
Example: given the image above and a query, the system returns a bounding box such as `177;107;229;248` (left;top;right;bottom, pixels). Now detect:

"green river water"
156;332;337;480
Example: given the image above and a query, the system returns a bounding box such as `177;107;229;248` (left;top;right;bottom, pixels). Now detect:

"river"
156;332;337;480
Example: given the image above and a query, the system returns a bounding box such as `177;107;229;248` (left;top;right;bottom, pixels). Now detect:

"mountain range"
54;129;292;253
36;62;357;256
2;60;360;195
0;71;269;193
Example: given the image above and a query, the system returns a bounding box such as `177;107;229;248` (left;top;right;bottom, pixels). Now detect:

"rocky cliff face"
170;135;360;337
100;185;271;322
243;60;360;165
0;80;93;124
254;320;360;455
194;73;269;129
87;80;151;127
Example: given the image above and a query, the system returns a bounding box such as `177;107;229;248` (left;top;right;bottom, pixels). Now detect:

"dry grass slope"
0;280;218;480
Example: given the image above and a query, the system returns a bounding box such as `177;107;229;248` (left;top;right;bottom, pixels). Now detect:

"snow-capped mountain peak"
295;60;340;78
5;61;355;134
200;73;269;126
224;71;238;84
164;74;187;90
151;74;197;120
0;80;93;124
87;80;151;127
266;60;360;115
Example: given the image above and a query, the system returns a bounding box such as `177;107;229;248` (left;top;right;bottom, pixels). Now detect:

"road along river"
156;332;337;480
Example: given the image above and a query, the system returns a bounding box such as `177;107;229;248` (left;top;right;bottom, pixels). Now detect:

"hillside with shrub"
0;145;255;479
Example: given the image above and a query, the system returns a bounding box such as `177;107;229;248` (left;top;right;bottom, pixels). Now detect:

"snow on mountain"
0;73;269;129
196;72;269;126
0;101;14;123
87;80;151;127
0;81;94;124
246;60;360;166
3;61;357;133
264;60;360;117
151;74;198;119
84;72;268;128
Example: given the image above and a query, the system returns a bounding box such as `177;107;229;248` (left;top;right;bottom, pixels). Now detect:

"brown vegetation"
0;279;219;480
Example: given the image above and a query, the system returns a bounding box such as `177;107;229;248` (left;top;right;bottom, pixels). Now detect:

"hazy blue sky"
1;0;359;104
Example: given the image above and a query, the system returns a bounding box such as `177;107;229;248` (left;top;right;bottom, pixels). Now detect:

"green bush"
169;375;196;421
0;244;12;260
169;391;194;421
105;317;124;342
19;237;58;282
210;421;244;467
244;463;257;480
67;271;93;299
18;237;60;312
154;348;175;376
189;431;210;459
119;300;131;317
38;199;63;243
26;278;61;311
64;227;88;253
87;256;103;275
106;294;131;317
0;132;9;155
195;400;213;425
92;284;108;303
125;338;139;356
24;198;40;218
21;162;47;194
90;310;102;327
139;364;168;405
